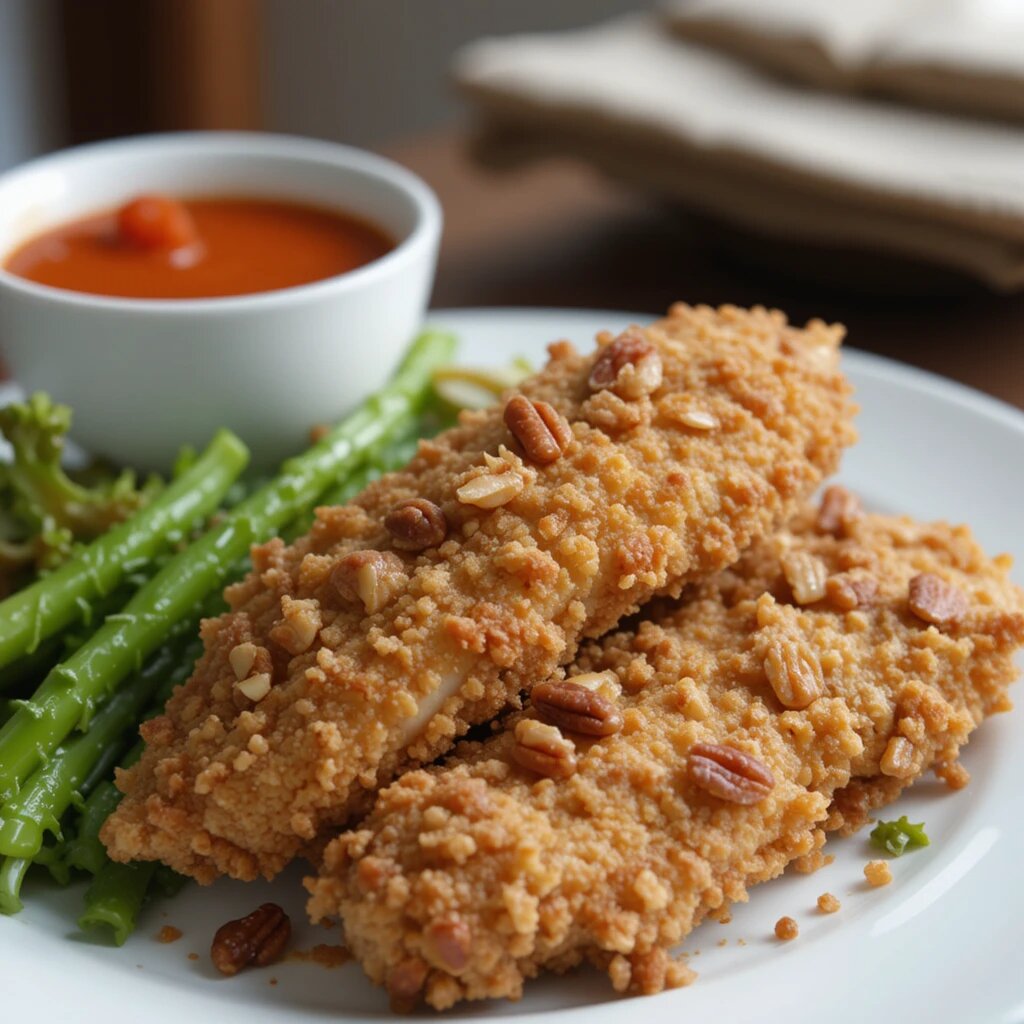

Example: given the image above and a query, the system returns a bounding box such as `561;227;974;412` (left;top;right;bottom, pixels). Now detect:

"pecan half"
816;485;862;536
331;550;408;614
503;395;573;465
908;572;968;627
764;638;823;709
533;680;623;737
588;329;663;400
385;498;447;551
781;551;828;605
511;718;577;779
688;743;775;805
423;919;472;975
210;903;291;976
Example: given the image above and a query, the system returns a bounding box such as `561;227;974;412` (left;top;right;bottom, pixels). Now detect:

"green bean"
0;430;248;670
0;856;29;914
0;641;186;860
78;860;156;945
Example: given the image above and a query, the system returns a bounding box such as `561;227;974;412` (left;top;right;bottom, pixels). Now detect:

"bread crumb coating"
103;304;854;882
311;506;1023;1009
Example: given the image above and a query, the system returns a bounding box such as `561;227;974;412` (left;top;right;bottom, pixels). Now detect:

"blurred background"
2;0;1022;406
0;0;659;158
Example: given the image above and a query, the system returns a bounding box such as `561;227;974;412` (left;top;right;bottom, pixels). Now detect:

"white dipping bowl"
0;132;441;471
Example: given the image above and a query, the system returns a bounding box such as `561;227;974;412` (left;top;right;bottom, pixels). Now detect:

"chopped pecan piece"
880;735;916;778
456;470;523;509
567;669;622;700
503;395;573;465
234;673;271;703
533;680;623;737
423;919;472;975
908;572;968;627
826;571;878;611
210;903;290;976
816;485;862;536
228;642;257;680
511;718;577;779
388;956;429;1010
677;407;719;431
331;550;408;615
688;742;775;805
269;596;322;655
385;498;447;551
588;329;663;400
764;638;824;709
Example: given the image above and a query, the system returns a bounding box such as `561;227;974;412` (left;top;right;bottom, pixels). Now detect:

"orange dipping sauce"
3;195;394;300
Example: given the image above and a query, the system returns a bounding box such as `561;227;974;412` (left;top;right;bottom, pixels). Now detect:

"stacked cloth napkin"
454;4;1024;290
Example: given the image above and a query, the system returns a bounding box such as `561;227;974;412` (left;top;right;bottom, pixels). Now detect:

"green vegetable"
0;639;189;862
60;637;204;876
78;860;157;945
0;329;454;801
60;777;124;876
0;427;248;670
431;357;532;411
870;815;930;857
0;582;145;696
0;393;162;578
313;419;424;511
0;856;29;914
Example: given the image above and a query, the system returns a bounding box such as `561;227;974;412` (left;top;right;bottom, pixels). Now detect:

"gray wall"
261;0;658;147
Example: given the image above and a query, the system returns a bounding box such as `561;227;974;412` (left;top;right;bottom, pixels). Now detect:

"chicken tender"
312;501;1024;1010
103;304;855;883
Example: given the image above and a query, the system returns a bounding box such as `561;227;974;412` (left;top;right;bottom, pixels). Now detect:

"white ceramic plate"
3;308;1023;1023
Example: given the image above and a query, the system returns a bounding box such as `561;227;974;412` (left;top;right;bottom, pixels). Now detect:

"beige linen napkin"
454;16;1024;290
667;0;1024;122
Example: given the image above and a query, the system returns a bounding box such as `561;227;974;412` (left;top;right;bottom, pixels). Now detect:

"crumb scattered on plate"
864;860;893;887
817;892;841;913
774;917;799;941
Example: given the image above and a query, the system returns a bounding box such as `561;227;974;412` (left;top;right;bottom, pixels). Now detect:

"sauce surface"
4;196;394;300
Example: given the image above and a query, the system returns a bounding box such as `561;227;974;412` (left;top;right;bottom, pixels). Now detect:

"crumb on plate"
864;860;893;887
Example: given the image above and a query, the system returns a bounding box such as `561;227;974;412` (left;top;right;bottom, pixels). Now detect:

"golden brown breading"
102;304;855;883
310;505;1023;1010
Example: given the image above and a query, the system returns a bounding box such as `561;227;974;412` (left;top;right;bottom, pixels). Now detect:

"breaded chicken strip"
312;500;1024;1010
103;304;855;883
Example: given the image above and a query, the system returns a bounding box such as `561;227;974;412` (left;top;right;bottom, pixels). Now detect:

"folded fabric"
666;0;1024;123
454;16;1024;290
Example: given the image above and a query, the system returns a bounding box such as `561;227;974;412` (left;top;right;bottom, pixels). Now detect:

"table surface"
385;130;1024;412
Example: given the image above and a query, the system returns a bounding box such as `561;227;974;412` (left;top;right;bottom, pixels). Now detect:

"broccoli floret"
0;393;161;581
